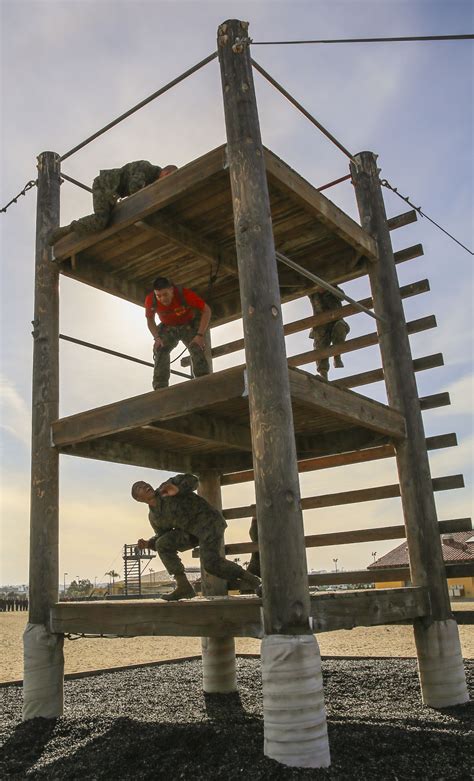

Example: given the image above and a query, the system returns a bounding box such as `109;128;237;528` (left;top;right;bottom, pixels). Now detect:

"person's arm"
146;313;162;344
190;303;211;350
136;536;157;550
160;473;199;496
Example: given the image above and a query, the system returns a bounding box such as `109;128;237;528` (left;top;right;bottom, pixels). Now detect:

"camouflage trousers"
312;319;350;374
154;528;251;582
68;170;122;237
153;320;210;389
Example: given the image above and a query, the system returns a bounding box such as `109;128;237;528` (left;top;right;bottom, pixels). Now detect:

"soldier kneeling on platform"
132;473;262;601
49;160;178;245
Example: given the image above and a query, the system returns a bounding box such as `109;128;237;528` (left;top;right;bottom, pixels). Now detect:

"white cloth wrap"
23;623;64;720
415;618;469;707
201;636;237;693
261;634;330;768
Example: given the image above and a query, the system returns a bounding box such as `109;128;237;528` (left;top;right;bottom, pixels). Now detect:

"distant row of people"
0;597;28;612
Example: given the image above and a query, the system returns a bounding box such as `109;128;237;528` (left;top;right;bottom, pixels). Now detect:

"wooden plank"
53;146;228;259
150;413;252;451
136;213;239;276
308;562;474;587
182;278;430;366
419;392;450;411
49;587;433;637
220;432;457;485
59;256;146;307
263;147;378;260
288;315;436;368
52;366;247;447
213;518;472;556
309;587;429;632
223;475;464;520
59;439;193;473
394;244;424;264
333;353;445;390
288;368;406;439
387;210;418;231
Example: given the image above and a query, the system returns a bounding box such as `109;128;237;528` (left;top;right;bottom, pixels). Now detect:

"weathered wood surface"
218;19;310;636
49;587;431;637
29;152;61;625
308;562;474;587
352;151;452;619
387;210;418;231
199;518;472;557
223;475;464;520
181;278;430;366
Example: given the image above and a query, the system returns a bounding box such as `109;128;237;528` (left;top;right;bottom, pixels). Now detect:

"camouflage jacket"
98;160;162;198
147;473;227;543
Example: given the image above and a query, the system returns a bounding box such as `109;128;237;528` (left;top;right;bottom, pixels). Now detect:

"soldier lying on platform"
49;160;178;244
145;276;211;389
309;286;350;381
132;473;262;601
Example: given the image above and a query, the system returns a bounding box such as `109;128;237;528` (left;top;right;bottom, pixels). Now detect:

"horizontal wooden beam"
387;210;418;231
288;315;436;368
223;474;464;520
288;367;406;439
308;562;474;587
150;412;252;451
419;392;450;411
48;586;432;637
208;518;472;557
53;145;228;260
182;278;430;366
60;255;145;308
59;438;193;473
136;213;238;276
394;244;424;264
334;353;444;390
220;432;457;486
264;148;379;260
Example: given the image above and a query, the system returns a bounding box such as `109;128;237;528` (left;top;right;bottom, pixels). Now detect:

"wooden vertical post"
23;151;64;720
218;20;330;767
351;151;468;707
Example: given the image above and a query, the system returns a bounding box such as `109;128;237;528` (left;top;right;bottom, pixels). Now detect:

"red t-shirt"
144;286;206;326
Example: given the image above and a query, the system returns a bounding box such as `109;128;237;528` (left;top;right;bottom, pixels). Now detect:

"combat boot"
334;355;344;369
162;573;195;601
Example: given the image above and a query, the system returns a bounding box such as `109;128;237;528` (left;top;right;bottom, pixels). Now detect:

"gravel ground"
0;657;472;780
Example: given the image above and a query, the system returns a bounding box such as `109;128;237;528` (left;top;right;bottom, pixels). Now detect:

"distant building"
368;532;474;597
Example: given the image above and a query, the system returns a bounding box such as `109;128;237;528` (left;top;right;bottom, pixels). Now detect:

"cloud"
0;375;30;447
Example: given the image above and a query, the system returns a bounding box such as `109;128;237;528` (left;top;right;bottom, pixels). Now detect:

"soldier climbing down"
309;286;350;380
145;276;211;389
49;160;177;244
132;473;262;601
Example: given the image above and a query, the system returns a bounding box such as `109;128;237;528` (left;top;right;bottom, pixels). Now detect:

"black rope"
1;179;37;213
60;51;218;162
381;179;474;256
251;59;356;162
252;34;474;45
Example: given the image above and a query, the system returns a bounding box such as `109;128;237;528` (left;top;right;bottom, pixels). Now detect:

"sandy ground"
2;603;473;683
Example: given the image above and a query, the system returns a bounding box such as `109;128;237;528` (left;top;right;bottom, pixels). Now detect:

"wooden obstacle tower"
24;19;470;769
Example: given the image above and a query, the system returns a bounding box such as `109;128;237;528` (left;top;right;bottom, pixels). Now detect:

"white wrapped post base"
201;636;237;693
23;623;64;720
261;634;330;768
414;618;469;708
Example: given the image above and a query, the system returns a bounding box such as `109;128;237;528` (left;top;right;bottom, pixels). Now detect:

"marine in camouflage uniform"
49;161;175;244
309;287;350;380
132;474;261;600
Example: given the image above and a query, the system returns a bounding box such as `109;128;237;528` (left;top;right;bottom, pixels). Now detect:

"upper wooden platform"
52;366;405;475
54;145;378;326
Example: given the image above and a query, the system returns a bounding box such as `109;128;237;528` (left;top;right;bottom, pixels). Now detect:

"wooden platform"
50;587;429;638
52;365;405;474
53;146;378;326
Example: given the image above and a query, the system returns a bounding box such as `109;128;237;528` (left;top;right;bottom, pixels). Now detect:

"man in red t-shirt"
145;276;211;389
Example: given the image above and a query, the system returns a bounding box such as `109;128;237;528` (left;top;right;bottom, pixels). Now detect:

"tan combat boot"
162;573;195;601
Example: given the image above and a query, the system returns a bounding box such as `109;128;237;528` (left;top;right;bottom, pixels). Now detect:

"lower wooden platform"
50;587;429;638
52;365;406;474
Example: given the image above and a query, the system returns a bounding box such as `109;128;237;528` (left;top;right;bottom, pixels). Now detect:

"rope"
1;179;37;213
251;59;356;163
251;34;474;45
59;51;217;162
381;179;473;256
275;250;383;322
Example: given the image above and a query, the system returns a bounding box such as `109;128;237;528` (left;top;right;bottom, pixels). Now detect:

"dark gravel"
0;657;472;780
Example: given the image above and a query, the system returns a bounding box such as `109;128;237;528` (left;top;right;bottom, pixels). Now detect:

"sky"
0;0;473;587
